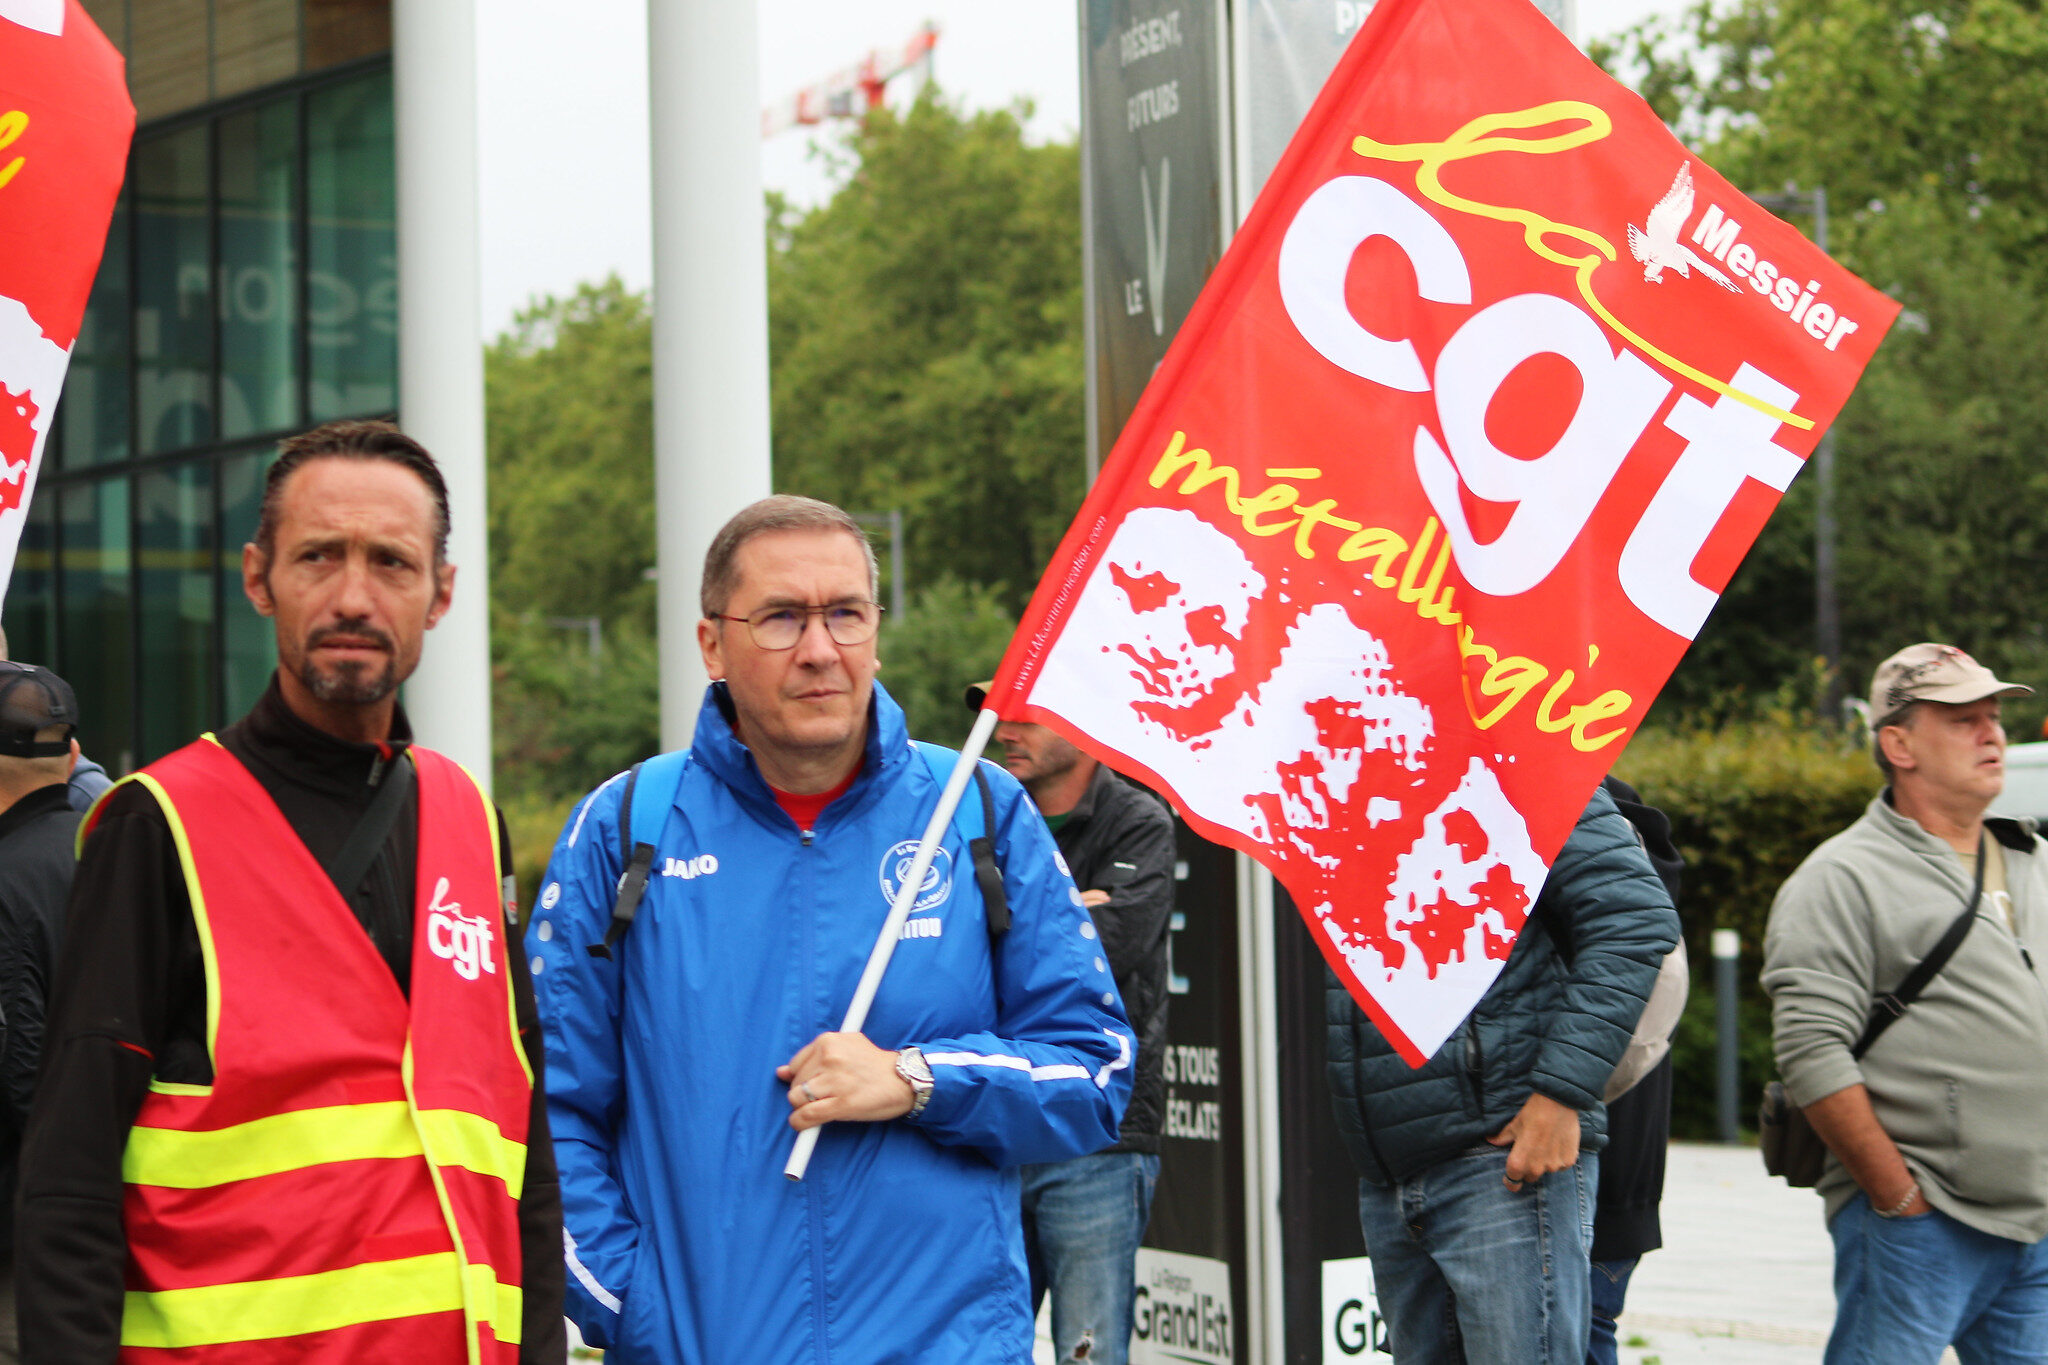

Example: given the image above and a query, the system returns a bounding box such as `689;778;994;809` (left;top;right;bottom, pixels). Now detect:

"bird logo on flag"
1628;162;1740;291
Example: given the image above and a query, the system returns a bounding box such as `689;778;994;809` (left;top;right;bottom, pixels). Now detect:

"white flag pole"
784;706;1004;1181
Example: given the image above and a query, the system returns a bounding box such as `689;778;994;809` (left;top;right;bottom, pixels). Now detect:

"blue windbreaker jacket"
527;682;1134;1364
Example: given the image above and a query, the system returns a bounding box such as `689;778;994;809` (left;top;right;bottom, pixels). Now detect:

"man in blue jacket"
527;496;1135;1365
1325;784;1679;1364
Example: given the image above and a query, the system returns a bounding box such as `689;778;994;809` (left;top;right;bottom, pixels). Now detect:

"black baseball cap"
0;662;78;758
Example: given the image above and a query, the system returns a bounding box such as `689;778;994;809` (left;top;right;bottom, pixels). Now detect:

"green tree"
878;576;1020;747
486;277;656;632
1597;0;2048;732
487;97;1088;814
486;279;660;815
768;91;1088;614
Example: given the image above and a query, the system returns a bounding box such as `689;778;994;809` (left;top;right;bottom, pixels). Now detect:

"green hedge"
1614;717;1879;1139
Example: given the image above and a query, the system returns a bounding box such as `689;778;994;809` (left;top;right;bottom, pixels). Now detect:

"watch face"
899;1048;934;1086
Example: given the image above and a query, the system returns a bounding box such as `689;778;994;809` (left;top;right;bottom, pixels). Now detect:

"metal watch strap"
896;1046;934;1118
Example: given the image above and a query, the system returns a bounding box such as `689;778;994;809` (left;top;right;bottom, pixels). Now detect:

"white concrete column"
393;0;494;788
648;0;775;752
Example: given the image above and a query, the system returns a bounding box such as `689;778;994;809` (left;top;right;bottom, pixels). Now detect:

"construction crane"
760;21;940;140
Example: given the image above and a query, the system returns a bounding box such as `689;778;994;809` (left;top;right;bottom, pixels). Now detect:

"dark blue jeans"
1826;1193;2048;1364
1587;1257;1637;1365
1357;1145;1598;1365
1021;1151;1161;1365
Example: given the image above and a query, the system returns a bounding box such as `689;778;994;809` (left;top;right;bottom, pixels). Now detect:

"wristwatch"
895;1046;934;1118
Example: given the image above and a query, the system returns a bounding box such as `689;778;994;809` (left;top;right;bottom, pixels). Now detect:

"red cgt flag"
0;0;133;606
985;0;1899;1064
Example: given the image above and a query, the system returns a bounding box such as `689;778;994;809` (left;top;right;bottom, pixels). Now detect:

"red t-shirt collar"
769;765;860;834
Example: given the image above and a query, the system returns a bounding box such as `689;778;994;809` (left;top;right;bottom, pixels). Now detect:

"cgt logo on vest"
427;877;498;981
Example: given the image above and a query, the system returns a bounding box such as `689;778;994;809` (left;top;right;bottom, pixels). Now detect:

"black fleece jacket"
14;679;564;1362
1588;775;1684;1263
0;782;79;1258
1052;764;1177;1153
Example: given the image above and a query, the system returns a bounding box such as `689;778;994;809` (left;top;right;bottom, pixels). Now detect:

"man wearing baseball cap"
1765;643;2048;1363
0;662;84;1363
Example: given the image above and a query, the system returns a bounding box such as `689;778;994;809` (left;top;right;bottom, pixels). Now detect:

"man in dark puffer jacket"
1326;782;1678;1365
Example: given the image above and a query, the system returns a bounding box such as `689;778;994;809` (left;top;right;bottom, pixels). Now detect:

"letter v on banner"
980;0;1897;1065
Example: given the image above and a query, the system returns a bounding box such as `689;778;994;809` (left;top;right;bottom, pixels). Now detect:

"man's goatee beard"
300;658;396;705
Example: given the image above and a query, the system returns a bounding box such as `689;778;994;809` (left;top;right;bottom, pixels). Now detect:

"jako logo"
879;840;954;913
661;854;719;880
427;877;497;982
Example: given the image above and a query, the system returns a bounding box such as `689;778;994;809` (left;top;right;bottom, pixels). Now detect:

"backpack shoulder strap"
588;751;691;960
914;742;1010;941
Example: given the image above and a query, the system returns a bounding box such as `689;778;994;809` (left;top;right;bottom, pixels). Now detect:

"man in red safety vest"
16;420;564;1363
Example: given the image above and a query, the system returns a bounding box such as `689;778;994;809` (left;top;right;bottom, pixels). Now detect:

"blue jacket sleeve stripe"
1094;1029;1133;1087
563;1228;621;1314
928;1029;1133;1087
925;1050;1091;1083
563;770;627;850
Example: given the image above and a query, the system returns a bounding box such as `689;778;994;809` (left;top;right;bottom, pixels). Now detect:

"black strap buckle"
589;840;657;960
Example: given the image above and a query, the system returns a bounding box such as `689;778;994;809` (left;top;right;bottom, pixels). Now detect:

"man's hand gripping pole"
783;707;1002;1181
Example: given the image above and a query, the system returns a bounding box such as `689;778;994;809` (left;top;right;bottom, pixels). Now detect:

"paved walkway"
1618;1142;1956;1365
1613;1141;1835;1363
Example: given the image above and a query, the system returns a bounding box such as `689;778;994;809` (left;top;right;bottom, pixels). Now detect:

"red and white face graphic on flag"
992;0;1898;1064
0;2;132;605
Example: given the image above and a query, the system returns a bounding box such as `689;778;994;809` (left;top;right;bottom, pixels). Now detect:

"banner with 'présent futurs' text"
989;0;1898;1064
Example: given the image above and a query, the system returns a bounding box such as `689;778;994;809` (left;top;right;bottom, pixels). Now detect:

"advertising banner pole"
647;0;774;749
395;0;492;786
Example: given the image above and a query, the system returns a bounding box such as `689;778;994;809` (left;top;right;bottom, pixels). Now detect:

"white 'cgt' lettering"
1278;172;1806;640
427;876;497;981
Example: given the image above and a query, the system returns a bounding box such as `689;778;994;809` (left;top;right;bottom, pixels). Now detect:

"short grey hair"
700;495;879;618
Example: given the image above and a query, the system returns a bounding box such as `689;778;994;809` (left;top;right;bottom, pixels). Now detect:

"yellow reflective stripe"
122;1102;422;1189
131;767;223;1072
445;754;535;1090
418;1108;527;1194
123;1251;458;1348
405;1041;482;1365
123;1102;524;1194
121;1252;522;1350
473;1263;524;1346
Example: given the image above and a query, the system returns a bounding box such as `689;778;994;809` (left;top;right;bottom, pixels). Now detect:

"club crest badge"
879;840;954;913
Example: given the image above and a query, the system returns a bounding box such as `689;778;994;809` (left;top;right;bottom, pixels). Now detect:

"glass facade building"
6;1;395;773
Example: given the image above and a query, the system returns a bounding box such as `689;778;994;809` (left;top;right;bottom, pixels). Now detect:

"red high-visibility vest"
88;736;532;1363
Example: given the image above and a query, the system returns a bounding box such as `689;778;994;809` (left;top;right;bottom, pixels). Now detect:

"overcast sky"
475;0;1681;338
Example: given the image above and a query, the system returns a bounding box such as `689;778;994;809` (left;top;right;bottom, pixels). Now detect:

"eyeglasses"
713;601;883;651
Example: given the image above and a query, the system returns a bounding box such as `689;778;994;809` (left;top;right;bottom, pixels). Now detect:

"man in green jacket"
1765;642;2048;1365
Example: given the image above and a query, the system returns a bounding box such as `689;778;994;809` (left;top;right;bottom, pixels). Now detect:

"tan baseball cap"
963;680;996;712
1867;643;2032;730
